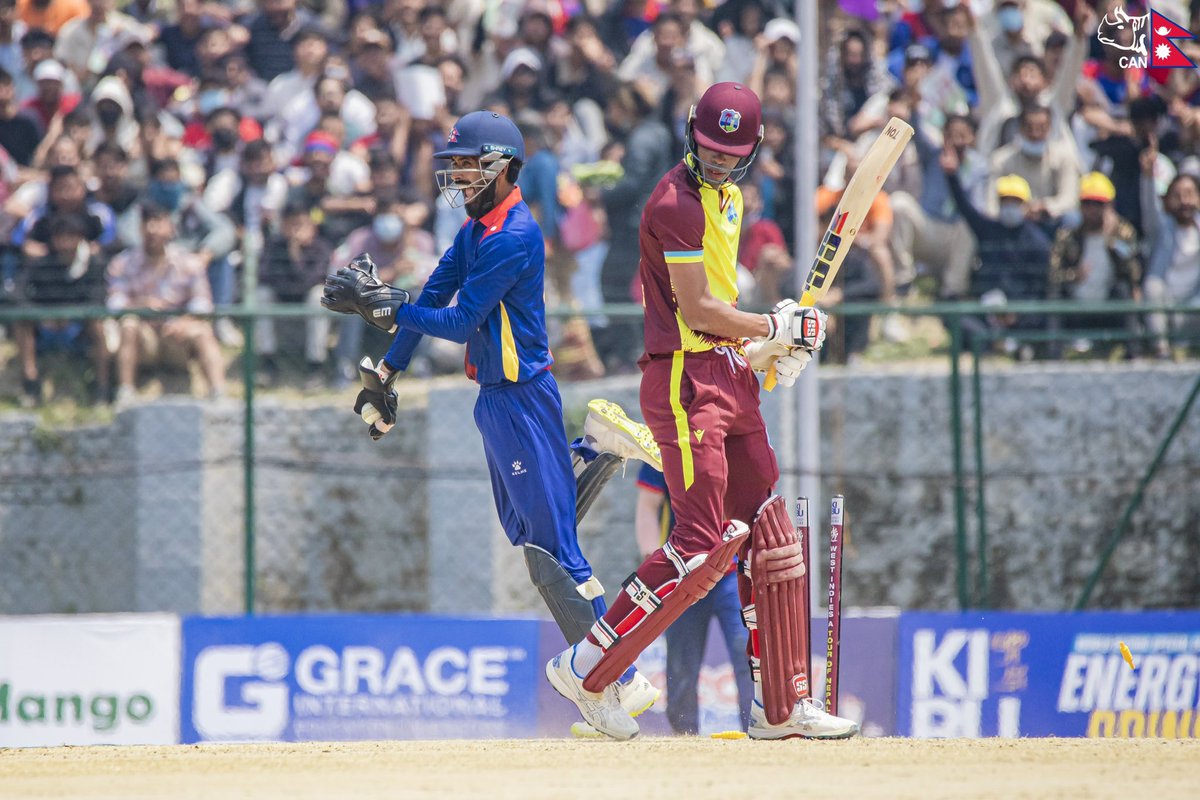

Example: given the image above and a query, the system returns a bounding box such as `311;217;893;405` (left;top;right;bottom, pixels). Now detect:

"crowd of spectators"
822;0;1200;360
1;0;1198;408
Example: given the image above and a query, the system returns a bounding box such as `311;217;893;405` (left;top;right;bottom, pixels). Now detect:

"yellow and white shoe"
547;646;638;741
570;670;661;739
583;399;662;472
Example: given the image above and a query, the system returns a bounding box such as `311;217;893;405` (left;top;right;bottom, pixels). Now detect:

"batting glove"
772;351;813;387
762;299;828;352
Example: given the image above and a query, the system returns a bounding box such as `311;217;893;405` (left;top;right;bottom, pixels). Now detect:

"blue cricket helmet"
435;111;525;163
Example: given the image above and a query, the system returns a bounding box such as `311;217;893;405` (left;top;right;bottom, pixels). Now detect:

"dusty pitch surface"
2;738;1198;800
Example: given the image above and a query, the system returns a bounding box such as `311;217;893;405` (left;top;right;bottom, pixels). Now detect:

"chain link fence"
1;301;1198;616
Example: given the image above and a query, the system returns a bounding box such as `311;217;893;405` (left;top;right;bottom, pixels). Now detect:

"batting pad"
749;495;810;725
582;521;750;693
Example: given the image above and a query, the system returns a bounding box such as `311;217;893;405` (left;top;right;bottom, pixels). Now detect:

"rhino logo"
1097;6;1150;57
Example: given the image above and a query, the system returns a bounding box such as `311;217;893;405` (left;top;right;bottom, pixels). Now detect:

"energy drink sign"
897;612;1200;738
181;615;540;743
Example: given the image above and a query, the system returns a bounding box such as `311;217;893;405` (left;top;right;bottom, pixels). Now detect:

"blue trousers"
474;370;599;594
663;572;754;733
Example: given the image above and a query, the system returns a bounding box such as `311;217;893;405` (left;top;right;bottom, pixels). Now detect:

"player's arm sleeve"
392;233;526;344
655;190;707;266
383;243;460;370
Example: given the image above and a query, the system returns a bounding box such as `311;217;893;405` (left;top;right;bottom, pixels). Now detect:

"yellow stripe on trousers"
498;301;520;382
670;350;694;490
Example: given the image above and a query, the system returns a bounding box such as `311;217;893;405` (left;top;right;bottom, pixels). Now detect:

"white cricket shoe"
547;646;639;741
569;670;661;739
583;399;662;471
749;697;859;740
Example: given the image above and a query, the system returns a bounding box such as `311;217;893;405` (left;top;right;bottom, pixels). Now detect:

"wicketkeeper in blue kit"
322;110;659;720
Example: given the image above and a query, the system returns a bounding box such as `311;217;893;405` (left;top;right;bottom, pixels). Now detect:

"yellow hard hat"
1080;171;1116;203
996;174;1032;202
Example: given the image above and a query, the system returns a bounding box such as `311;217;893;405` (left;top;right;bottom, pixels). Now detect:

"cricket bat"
765;118;914;390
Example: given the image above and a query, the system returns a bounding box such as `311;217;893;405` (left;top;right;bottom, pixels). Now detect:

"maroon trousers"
588;347;779;651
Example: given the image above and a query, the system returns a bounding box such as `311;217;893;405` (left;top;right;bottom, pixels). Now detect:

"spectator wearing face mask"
987;104;1079;223
200;105;244;178
85;74;138;156
139;156;239;342
971;0;1088;158
330;193;438;383
1141;169;1200;359
987;0;1072;78
254;201;335;386
945;152;1052;345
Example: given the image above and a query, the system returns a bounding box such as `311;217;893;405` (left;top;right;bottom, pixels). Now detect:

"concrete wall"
1;363;1196;615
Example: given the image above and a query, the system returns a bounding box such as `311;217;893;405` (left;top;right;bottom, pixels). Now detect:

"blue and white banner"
181;615;540;743
897;612;1200;738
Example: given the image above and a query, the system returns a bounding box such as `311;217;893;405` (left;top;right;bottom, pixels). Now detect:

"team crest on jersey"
448;126;460;142
726;204;739;226
719;108;741;133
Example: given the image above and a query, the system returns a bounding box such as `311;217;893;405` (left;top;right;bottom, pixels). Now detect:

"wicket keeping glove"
762;299;827;352
353;357;399;441
321;253;411;333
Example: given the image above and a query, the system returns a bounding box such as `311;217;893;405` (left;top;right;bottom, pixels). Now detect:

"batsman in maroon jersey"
545;82;859;741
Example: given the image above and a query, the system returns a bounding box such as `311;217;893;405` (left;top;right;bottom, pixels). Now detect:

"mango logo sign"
0;682;155;732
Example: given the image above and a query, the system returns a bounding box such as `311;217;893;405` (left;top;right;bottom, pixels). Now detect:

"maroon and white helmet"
685;82;765;185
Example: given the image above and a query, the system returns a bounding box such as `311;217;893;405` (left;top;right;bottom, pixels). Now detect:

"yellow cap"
996;174;1032;202
1080;171;1116;203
